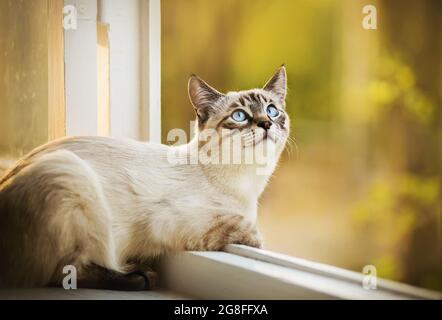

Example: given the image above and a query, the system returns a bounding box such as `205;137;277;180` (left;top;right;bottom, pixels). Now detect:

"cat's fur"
0;66;289;289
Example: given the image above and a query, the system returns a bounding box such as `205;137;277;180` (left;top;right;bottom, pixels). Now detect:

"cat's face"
188;66;289;165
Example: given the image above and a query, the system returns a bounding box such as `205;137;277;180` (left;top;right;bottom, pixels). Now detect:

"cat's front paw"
243;228;264;249
192;214;263;251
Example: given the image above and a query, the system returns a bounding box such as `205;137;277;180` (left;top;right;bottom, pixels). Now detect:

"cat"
0;66;289;290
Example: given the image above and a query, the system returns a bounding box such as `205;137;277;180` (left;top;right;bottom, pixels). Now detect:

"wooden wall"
0;0;65;165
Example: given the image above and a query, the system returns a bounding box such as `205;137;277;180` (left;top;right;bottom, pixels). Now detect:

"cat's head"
188;66;289;165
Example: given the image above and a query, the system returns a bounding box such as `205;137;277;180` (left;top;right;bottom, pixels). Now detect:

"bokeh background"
161;0;441;290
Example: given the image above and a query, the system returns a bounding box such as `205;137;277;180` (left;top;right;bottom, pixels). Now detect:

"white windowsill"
0;288;188;300
158;245;442;300
0;246;440;300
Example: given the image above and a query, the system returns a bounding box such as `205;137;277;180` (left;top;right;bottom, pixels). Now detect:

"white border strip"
148;0;161;143
64;0;99;136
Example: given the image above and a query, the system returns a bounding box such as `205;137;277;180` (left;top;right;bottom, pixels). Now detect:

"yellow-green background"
161;0;441;290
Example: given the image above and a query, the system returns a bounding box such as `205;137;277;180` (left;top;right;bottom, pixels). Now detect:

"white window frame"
63;0;441;300
64;0;161;141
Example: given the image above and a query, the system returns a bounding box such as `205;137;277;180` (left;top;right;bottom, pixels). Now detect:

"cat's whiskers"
285;135;298;159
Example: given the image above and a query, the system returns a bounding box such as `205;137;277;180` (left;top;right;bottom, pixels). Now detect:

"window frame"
64;0;161;141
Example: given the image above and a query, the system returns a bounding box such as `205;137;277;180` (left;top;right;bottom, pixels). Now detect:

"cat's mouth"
257;133;276;144
265;131;278;143
243;131;278;148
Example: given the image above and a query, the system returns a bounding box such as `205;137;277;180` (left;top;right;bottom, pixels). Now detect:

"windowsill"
0;288;188;300
0;245;440;300
158;245;442;300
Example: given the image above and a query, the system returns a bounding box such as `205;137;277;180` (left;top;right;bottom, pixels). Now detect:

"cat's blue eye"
231;110;247;122
266;104;279;118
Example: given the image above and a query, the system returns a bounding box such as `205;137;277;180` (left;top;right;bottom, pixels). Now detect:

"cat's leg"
149;211;263;252
75;264;157;291
188;214;264;251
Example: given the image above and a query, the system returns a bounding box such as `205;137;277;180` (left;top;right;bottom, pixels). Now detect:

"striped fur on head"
188;66;289;152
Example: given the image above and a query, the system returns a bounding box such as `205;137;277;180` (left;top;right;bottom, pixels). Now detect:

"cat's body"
0;67;289;289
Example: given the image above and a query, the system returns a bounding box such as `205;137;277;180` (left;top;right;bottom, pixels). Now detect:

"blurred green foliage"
353;175;439;284
162;0;441;290
367;53;435;125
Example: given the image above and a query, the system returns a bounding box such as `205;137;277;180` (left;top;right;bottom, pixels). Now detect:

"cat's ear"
263;65;287;102
188;75;224;121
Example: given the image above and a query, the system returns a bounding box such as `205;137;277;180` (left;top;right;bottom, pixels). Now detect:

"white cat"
0;66;289;290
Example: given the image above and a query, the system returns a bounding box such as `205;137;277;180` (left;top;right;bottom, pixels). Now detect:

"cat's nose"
257;121;272;130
